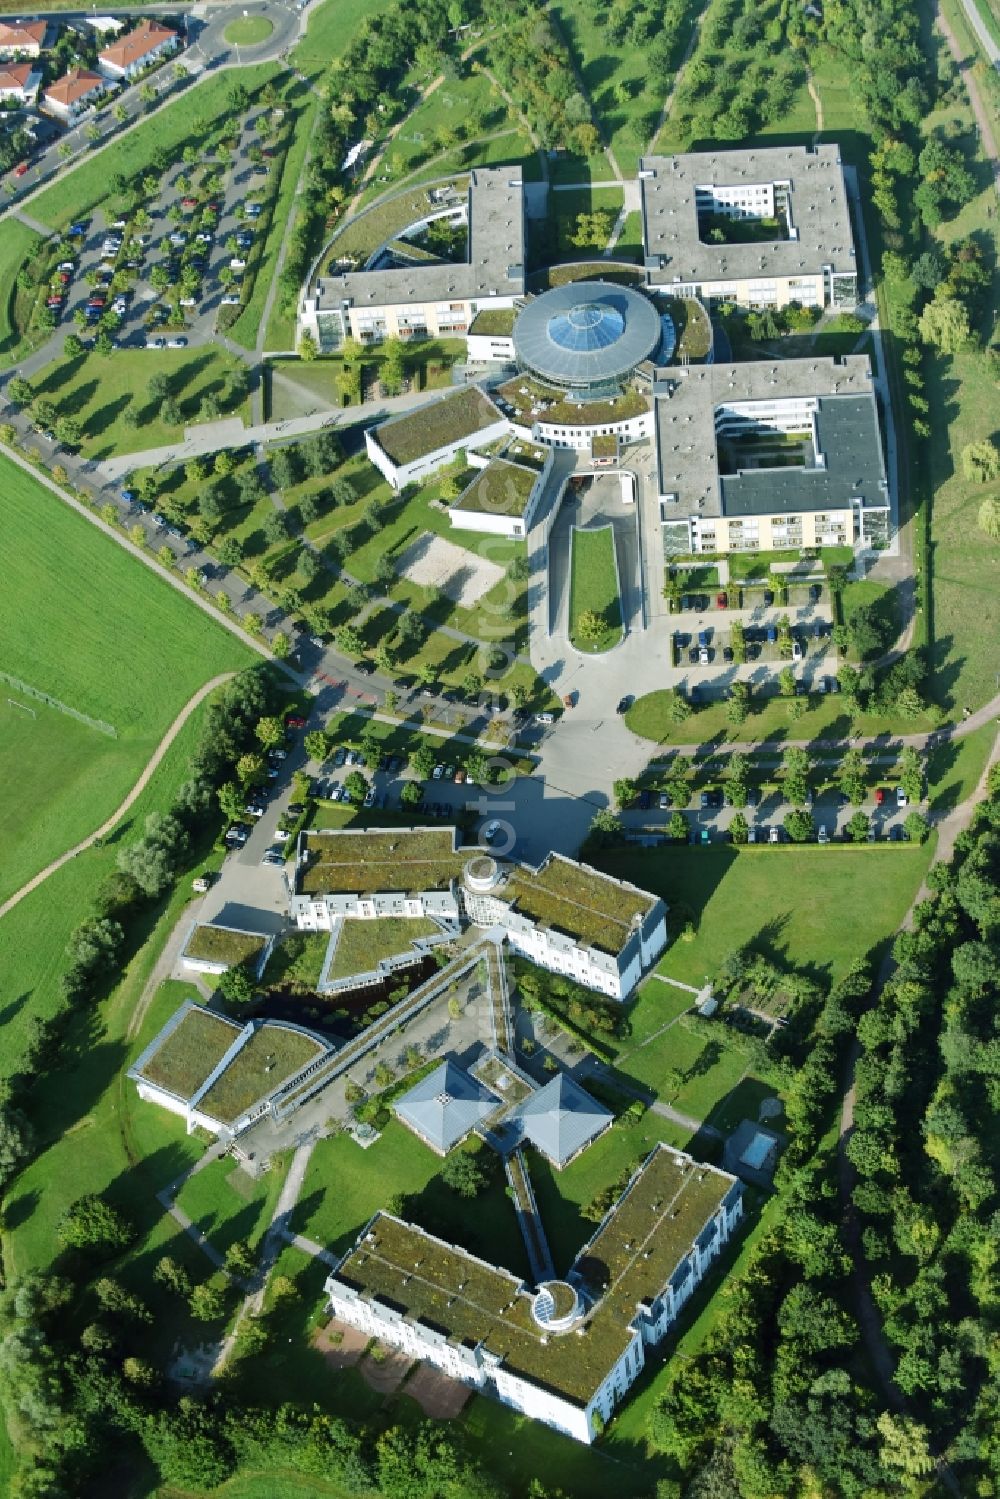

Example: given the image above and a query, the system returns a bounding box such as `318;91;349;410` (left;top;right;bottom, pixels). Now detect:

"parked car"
766;624;778;644
810;583;822;602
791;639;803;661
700;827;710;844
875;787;886;805
483;820;501;842
432;764;444;779
333;747;346;767
723;646;734;662
698;647;709;665
716;592;728;609
659;792;669;810
166;336;187;348
355;660;375;676
616;695;633;715
638;789;652;810
769;826;781;843
363;786;377;808
817;824;830;844
286;714;307;728
763;589;774;607
896;786;908;807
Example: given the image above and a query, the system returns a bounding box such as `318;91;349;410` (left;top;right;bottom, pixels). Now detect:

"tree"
979;495;1000;539
297;331;319;361
255;716;285;750
730;811;749;845
189;1278;228;1321
847;810;870;842
0;1104;33;1192
785;809;814;842
400;780;422;807
588;807;623;845
440;1151;488;1198
961;439;1000;482
575;608;606;643
57;1195;133;1255
918;290;971;353
839;747;867;805
904;811;928;843
218;966;255;1005
876;1412;935;1478
613;777;638;810
63;333;83;359
271;631;291;660
727;751;750;807
665;688;692;723
8;377;32;406
727;681;750;725
668;811;688;842
410;746;435;779
304;729;329;763
898;746;923;802
343;770;368;803
782;746;810;807
336;624;365;658
778;666;796;698
154;1257;192;1299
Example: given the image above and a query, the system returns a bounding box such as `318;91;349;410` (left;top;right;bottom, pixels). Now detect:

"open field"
0;219;46;368
0;457;251;901
291;0;389;77
594;843;931;990
32;346;250;460
569;526;622;652
30;65;278;230
379;72;511;183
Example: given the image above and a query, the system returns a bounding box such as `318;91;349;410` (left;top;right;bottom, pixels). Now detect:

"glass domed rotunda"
512;279;661;394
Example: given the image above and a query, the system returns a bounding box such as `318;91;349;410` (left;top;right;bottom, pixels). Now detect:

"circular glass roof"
547;301;626;353
512;279;661;388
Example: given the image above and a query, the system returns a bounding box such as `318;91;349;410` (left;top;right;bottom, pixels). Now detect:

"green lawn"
244;91;318;352
0;457;252;904
548;186;623;261
614;210;644;262
594;844;931;991
549;0;693;176
528;1112;689;1275
322;178;471;272
30;65;279;230
291;0;390;77
293;1123;527;1277
31;346;250;459
174;1154;289;1256
625;687;938;747
224;16;274;44
379;72;510;184
569;525;622;652
266;339;466;417
0;218;46;368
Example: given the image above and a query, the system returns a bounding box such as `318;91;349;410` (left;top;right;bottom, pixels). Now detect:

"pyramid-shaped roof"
394;1059;496;1154
507;1073;612;1167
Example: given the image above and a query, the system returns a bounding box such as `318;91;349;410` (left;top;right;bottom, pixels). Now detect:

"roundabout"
223;15;275;46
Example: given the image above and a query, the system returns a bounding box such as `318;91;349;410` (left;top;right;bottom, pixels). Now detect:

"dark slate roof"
720;393;887;517
394;1059;496;1153
513;281;661;387
507;1073;612;1166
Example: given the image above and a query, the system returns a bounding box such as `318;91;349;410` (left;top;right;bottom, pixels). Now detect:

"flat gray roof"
654;355;885;518
512;281;661;387
312;167;525;311
720;394;887;516
641;144;856;286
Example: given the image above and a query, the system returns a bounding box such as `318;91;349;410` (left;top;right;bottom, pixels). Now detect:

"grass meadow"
0;219;46;368
595;843;932;991
0;456;252;900
569;525;623;651
31;346;250;460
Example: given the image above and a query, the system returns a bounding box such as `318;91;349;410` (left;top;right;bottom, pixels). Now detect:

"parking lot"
41;103;267;350
669;579;836;677
622;781;918;845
